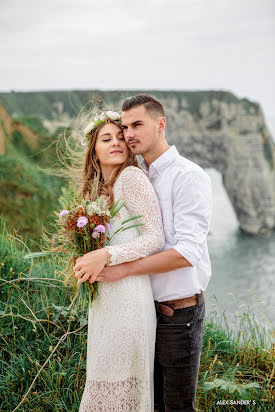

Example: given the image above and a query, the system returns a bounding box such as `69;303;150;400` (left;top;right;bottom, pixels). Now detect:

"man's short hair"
122;94;166;118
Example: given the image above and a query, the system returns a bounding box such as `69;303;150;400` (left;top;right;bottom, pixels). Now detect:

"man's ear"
158;116;166;133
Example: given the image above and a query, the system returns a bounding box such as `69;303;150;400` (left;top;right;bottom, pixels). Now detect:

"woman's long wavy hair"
82;120;139;206
41;99;140;288
52;99;140;206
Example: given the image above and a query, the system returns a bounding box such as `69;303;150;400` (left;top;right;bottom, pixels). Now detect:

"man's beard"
128;144;141;154
129;144;148;156
127;134;157;156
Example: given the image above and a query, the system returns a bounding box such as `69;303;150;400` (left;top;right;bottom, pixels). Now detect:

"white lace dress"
79;166;165;412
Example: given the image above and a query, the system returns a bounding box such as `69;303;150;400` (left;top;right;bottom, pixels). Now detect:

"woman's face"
95;122;128;169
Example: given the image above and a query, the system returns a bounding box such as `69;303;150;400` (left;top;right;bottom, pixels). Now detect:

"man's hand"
91;264;129;283
73;248;108;286
87;248;192;285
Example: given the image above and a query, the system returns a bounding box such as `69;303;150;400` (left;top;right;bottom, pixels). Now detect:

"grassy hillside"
0;217;273;411
0;106;67;248
0;143;64;247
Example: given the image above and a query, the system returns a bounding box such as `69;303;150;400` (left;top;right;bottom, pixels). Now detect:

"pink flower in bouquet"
105;223;111;231
60;209;69;216
92;231;100;238
77;216;88;228
94;224;106;233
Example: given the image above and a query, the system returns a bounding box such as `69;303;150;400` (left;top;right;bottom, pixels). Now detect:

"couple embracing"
73;94;212;412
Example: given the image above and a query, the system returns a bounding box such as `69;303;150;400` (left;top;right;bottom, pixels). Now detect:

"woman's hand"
73;248;108;286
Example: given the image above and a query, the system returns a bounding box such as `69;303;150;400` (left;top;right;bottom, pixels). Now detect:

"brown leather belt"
155;292;204;316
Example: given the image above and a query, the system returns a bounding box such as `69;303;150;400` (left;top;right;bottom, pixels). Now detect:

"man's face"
121;105;159;156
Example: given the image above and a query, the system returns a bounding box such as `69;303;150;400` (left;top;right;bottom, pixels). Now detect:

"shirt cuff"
173;242;201;267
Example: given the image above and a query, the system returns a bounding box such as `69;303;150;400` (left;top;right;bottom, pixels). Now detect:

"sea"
204;168;274;338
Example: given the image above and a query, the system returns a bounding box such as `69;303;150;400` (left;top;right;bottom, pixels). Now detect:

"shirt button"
187;323;190;327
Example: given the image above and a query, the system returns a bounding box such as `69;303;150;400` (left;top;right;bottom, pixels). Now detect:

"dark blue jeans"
154;299;205;412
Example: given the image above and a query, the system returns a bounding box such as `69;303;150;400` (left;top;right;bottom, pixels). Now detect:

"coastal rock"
165;98;275;234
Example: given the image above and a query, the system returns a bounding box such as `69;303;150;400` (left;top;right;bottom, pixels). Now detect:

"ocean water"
204;169;274;334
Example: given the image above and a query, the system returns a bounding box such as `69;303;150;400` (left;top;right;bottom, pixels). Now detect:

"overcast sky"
1;0;274;136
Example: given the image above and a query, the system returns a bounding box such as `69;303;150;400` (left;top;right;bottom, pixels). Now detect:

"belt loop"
196;293;199;305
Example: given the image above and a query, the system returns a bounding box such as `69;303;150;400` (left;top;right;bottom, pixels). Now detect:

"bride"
73;110;165;411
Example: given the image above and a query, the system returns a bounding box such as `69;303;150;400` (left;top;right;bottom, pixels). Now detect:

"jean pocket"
157;305;197;327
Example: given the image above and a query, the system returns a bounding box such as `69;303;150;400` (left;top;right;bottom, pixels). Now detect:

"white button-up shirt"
141;145;212;302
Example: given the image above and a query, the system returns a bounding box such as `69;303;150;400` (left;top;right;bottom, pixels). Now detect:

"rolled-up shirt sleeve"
172;170;212;267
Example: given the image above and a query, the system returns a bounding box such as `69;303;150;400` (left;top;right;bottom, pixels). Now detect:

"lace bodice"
105;166;165;266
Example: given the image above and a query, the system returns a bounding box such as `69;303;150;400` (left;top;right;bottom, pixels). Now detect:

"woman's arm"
105;166;165;265
74;166;165;284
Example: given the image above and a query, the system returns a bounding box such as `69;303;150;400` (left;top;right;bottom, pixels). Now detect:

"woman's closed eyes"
103;136;125;142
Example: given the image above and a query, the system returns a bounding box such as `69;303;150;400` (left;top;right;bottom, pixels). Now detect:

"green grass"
197;303;274;411
0;217;274;411
0;217;86;411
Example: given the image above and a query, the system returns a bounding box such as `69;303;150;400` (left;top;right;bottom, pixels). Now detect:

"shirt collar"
141;145;179;180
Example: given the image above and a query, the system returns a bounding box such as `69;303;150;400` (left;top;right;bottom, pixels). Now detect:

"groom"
93;94;212;411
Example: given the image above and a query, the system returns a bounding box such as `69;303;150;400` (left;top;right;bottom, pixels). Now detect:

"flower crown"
81;111;121;146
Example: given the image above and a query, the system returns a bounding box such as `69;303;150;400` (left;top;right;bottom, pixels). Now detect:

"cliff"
163;95;275;235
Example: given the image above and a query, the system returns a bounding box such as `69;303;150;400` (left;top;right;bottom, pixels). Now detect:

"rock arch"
165;98;275;235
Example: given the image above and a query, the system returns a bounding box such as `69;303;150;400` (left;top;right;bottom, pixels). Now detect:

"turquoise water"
204;169;274;334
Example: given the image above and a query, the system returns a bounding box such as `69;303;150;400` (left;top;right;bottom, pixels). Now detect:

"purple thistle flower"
60;209;69;216
94;224;106;233
77;216;88;228
92;231;100;238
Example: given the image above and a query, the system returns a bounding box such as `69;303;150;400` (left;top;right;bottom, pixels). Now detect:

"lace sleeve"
105;166;165;266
